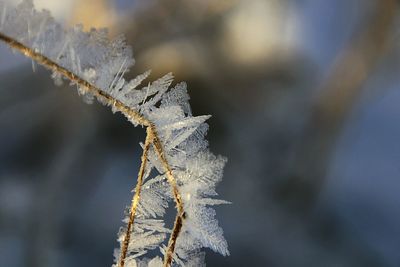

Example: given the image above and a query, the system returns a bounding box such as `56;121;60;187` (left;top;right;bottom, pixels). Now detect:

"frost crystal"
0;0;229;266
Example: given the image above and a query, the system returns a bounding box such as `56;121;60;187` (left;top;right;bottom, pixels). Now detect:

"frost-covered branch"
0;32;150;127
0;1;228;266
119;127;154;267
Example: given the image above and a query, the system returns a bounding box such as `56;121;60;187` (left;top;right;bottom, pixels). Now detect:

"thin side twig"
150;127;185;267
151;127;184;214
118;127;154;267
163;211;185;267
150;126;185;267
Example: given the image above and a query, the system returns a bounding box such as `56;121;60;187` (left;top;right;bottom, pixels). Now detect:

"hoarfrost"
0;0;229;266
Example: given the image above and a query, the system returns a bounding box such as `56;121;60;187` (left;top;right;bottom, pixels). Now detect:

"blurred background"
1;0;400;266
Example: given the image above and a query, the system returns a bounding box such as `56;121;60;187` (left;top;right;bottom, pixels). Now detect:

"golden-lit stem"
118;128;154;267
0;32;151;127
163;212;185;267
0;31;186;267
151;126;184;215
150;126;185;266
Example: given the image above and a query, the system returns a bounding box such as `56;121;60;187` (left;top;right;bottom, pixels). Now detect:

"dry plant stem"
151;126;185;267
151;126;184;215
0;32;150;127
118;127;154;267
0;32;186;267
163;211;184;267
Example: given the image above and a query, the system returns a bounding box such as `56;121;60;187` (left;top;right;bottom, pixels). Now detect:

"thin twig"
150;125;185;266
163;212;185;267
118;127;154;267
151;127;184;214
0;32;186;267
0;32;151;128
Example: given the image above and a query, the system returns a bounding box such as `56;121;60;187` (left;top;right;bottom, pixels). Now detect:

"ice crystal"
0;0;229;266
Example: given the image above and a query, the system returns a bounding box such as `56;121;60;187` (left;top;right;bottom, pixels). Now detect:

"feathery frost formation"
0;0;228;266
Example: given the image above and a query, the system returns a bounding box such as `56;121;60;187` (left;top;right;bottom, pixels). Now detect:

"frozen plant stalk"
0;0;229;266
